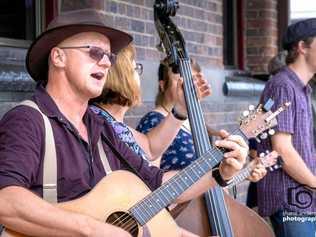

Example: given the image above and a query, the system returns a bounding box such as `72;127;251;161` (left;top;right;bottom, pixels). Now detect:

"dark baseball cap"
282;18;316;50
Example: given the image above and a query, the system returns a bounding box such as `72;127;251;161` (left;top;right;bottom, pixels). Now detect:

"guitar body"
175;193;275;237
4;171;180;237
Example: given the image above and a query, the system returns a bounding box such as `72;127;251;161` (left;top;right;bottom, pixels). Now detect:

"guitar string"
108;129;259;234
108;149;223;232
108;150;218;227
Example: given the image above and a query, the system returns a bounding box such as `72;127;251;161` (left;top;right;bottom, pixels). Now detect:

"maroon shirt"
0;84;163;202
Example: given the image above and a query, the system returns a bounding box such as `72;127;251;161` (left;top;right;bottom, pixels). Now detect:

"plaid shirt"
257;67;316;216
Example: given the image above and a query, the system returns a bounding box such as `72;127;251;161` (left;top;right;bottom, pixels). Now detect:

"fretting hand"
214;130;249;180
193;72;212;100
246;159;268;182
174;74;211;118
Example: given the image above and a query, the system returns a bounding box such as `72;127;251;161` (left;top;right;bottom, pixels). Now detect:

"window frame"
0;0;59;49
223;0;244;70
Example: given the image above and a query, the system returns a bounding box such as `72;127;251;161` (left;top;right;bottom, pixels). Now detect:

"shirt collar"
32;82;105;144
284;67;312;94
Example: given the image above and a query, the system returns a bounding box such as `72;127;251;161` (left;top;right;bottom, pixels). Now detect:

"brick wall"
245;0;278;74
60;0;223;67
57;0;261;204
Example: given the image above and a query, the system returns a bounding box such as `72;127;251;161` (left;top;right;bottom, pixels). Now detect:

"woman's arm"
131;113;184;160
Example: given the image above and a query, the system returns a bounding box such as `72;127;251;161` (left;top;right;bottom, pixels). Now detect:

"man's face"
305;37;316;73
56;32;112;100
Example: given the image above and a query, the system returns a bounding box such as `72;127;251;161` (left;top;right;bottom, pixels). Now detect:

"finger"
252;168;267;177
223;150;245;163
254;163;265;170
225;135;248;149
196;77;207;86
253;168;266;176
193;72;204;82
215;139;241;151
249;158;259;166
199;84;211;93
218;129;230;138
200;89;211;98
223;148;240;157
222;157;244;170
249;173;260;181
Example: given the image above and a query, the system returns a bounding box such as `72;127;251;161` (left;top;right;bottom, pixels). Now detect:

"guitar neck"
129;148;222;225
227;163;253;188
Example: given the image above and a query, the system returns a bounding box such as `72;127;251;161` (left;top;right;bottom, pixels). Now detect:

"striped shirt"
257;67;316;216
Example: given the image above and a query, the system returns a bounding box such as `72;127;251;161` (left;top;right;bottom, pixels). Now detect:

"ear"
50;47;66;68
297;40;309;55
159;80;165;92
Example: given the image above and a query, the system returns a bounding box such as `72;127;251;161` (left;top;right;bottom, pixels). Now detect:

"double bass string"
179;53;233;236
180;57;225;233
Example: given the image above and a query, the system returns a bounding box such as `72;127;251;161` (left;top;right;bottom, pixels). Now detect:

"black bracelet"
212;168;232;187
171;107;187;121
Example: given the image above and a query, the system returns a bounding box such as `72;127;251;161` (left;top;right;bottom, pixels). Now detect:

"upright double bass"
153;1;275;236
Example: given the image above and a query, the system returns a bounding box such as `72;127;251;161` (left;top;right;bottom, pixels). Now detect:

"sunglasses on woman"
59;45;116;65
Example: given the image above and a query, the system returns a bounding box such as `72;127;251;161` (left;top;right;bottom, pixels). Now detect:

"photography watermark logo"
282;211;316;223
287;185;316;209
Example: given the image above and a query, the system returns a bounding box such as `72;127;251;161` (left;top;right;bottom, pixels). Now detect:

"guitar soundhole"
106;211;139;237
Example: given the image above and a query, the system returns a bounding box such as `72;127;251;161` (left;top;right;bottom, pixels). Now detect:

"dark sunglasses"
59;45;116;65
135;63;143;76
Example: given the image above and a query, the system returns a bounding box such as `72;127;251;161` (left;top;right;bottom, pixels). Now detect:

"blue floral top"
137;111;197;171
90;105;149;162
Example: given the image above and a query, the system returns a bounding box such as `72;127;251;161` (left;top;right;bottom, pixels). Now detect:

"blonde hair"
92;44;141;107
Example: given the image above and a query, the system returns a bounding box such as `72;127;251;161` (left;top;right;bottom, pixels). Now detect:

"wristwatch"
171;107;187;121
212;168;233;187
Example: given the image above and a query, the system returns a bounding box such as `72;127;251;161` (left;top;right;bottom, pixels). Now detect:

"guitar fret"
144;195;159;216
132;203;150;224
228;166;253;188
183;168;196;183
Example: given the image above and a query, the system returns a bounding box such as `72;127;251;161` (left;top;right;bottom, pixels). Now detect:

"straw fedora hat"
26;9;133;81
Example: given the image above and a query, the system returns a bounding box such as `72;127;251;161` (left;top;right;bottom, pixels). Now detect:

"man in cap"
0;10;248;236
256;18;316;236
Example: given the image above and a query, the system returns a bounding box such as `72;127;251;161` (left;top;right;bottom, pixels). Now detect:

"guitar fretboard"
227;165;252;188
129;148;222;225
